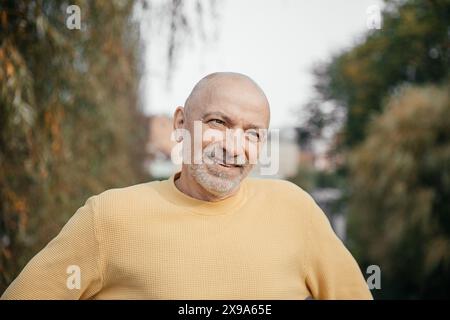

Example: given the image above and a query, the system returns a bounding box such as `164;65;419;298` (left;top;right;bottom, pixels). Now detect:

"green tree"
0;0;147;292
0;0;212;292
304;0;449;147
348;84;450;299
300;0;450;299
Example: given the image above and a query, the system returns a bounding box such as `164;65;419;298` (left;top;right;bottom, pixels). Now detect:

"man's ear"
173;106;185;129
173;106;185;142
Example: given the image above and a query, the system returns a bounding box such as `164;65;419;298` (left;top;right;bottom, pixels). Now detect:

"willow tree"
0;0;213;291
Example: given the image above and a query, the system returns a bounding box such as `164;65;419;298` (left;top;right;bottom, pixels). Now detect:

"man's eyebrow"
202;111;266;130
245;123;266;130
242;119;267;130
202;111;234;124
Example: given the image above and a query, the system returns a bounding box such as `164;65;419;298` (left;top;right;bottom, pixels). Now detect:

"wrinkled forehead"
185;77;270;129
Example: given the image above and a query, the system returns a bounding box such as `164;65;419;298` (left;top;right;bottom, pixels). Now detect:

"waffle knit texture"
1;172;372;300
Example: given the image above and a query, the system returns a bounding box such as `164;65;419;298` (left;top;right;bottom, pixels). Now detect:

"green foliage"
0;0;149;292
305;0;450;147
289;167;345;193
0;0;213;293
348;83;450;299
301;0;450;298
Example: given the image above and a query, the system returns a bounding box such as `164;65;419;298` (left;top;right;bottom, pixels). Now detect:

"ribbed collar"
156;171;248;216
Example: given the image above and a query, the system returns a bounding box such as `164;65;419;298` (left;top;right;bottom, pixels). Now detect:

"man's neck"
174;170;238;202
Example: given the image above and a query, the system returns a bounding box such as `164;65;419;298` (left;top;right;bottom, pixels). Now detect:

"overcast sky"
141;0;384;129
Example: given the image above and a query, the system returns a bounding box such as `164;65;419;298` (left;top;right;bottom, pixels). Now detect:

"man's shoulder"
95;180;160;200
244;177;313;202
244;177;321;224
86;180;162;217
245;176;305;191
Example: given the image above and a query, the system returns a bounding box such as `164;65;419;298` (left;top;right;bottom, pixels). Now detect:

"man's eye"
246;130;260;141
209;119;225;125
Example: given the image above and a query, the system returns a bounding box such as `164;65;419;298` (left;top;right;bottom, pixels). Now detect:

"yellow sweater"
1;173;372;300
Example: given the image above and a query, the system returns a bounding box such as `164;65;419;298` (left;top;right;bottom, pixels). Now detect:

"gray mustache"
205;147;247;166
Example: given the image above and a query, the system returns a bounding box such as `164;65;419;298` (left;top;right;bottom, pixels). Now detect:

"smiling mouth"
213;159;243;168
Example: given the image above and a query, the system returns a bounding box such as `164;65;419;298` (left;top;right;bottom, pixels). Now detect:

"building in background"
144;115;180;179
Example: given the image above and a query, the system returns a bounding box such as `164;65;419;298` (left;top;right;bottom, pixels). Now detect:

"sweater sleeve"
1;196;104;300
304;194;373;300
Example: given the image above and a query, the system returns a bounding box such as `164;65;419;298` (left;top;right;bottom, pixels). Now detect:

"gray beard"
189;163;242;197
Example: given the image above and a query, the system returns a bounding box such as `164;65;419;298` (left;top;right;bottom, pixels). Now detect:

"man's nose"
223;129;246;159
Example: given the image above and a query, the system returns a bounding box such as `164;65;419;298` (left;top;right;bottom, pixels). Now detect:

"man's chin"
197;171;241;196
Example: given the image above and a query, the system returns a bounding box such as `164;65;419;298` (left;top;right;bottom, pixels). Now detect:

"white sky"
141;0;384;129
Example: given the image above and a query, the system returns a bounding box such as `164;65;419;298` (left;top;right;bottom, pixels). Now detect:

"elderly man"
1;72;372;300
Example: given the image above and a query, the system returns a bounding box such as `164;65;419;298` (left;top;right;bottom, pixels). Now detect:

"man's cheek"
246;142;260;165
203;128;224;145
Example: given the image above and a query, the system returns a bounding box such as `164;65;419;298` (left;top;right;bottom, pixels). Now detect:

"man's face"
178;77;270;197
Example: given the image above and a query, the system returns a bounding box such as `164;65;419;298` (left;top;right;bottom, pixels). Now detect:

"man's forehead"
184;72;270;127
200;108;267;129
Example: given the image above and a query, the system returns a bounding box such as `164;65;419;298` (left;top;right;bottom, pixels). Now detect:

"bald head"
173;72;271;201
184;72;270;127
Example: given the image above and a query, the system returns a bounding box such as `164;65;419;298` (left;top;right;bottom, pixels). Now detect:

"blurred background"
0;0;449;299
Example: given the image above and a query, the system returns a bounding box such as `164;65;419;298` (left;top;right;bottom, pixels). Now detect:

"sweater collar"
157;171;248;216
